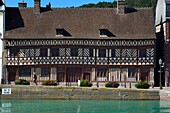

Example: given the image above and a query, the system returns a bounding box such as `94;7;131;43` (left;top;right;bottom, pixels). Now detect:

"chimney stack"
34;0;41;14
117;0;125;15
46;2;51;9
18;0;27;8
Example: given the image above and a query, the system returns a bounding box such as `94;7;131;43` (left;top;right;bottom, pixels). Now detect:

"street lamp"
159;59;164;89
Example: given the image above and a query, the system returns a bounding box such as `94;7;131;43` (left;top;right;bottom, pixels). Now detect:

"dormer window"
100;29;107;37
56;29;64;36
99;29;115;37
56;28;72;37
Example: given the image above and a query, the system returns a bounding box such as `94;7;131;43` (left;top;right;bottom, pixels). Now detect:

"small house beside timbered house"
2;0;156;86
155;0;170;87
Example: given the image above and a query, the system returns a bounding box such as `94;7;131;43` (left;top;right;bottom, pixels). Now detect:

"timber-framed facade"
2;0;156;86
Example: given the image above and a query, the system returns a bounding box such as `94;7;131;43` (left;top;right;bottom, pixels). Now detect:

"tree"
78;0;158;9
78;0;158;15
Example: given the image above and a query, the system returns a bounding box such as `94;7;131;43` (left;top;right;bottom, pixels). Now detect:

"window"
56;29;64;36
89;49;93;57
56;29;72;36
19;68;31;77
51;48;59;57
9;48;18;57
111;49;116;57
71;48;78;56
128;68;136;77
139;48;146;57
40;48;48;57
97;68;107;77
166;4;170;17
100;29;107;37
99;49;106;57
41;68;49;77
99;29;115;37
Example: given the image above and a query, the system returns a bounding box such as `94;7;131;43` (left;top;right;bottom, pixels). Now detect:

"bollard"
124;82;126;88
151;83;154;88
97;82;99;87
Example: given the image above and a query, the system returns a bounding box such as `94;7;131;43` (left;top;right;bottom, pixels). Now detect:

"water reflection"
0;100;170;113
76;105;80;113
160;101;170;113
0;102;11;113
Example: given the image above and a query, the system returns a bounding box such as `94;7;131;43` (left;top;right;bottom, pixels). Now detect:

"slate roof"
4;7;155;39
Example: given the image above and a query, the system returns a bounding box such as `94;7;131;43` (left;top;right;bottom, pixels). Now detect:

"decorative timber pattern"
6;39;155;47
5;39;155;66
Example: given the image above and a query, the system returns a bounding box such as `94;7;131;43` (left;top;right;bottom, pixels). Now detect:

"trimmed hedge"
80;80;93;87
105;82;120;88
42;80;58;86
135;81;150;89
15;79;30;85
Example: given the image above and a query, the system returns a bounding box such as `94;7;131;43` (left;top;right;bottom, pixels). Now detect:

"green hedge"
135;81;150;89
80;80;93;87
105;82;120;88
15;79;30;85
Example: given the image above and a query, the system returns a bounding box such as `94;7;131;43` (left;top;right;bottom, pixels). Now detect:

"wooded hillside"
78;0;157;8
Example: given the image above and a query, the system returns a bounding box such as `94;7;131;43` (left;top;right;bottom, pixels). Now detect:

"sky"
5;0;115;7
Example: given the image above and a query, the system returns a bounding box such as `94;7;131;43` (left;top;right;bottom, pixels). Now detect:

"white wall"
0;1;5;84
0;13;3;83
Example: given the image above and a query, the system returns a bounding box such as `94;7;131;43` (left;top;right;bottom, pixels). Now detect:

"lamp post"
159;59;164;90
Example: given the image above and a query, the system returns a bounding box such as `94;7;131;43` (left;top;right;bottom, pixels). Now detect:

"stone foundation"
0;85;160;100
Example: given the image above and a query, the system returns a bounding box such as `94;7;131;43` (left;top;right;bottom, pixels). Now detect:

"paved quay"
101;86;170;100
156;87;170;100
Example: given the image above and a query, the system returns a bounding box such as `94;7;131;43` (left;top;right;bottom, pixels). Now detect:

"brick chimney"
117;0;125;15
18;0;27;8
34;0;41;14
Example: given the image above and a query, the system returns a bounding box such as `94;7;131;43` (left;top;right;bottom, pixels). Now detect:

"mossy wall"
0;85;160;100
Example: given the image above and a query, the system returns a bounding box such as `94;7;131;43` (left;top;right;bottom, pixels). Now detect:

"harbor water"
1;100;170;113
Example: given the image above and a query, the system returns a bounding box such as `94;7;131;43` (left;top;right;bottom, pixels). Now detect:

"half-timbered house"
2;0;156;86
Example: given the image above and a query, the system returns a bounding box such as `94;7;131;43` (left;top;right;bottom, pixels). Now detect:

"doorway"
8;68;17;82
57;72;65;82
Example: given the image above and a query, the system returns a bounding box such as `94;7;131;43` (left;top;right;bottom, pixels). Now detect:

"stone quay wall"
0;85;160;100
